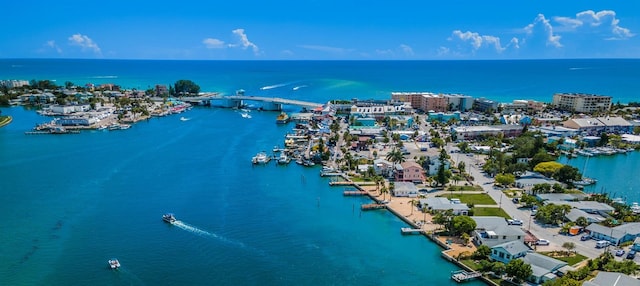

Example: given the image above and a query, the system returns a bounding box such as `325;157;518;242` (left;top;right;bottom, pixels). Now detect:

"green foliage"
575;216;589;227
451;215;477;236
472;207;511;219
533;161;564;177
473;245;491;260
505;259;533;283
554;165;582;184
494;173;515;186
535;203;571;225
520;194;540;208
173;80;200;96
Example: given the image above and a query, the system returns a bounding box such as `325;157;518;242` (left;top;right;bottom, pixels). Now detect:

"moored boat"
108;259;121;269
277;152;291;164
252;151;270;164
162;213;176;223
276;112;289;124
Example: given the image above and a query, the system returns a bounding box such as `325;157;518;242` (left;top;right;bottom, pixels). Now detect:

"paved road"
446;143;605;259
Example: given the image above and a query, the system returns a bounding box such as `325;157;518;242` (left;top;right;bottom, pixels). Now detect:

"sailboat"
574;156;597;186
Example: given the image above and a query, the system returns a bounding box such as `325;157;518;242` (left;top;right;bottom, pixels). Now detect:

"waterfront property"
583;271;639;286
471;216;525;247
586;222;640;245
419;197;469;215
552;93;612;113
394;161;425;183
562;116;632;135
489;240;530;264
392;182;419;198
450;124;524;141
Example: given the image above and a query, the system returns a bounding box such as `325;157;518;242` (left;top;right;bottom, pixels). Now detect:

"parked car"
512;198;519;203
596;240;610;248
626;250;636;259
507;219;523;226
536;239;550;246
615;249;626;256
580;235;590;241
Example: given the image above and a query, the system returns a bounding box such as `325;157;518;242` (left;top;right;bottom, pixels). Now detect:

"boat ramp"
450;270;481;282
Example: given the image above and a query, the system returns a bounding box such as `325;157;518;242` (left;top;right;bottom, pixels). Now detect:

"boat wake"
240;112;252;119
260;83;289;90
292;85;308;91
173;221;247;248
89;75;118;79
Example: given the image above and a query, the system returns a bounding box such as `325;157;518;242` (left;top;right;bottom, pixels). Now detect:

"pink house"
394;161;425;183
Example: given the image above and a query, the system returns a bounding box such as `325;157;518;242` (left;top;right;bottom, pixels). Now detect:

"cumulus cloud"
523;14;563;48
448;30;510;53
68;34;101;55
229;29;260;55
399;44;414;56
555;10;634;40
203;38;225;49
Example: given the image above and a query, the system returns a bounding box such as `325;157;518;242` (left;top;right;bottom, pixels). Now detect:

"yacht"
631;203;640;214
277;152;291;164
276;112;290;124
108;259;121;269
162;213;177;224
252;152;270;164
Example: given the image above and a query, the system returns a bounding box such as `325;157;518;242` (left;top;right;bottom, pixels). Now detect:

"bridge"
157;93;324;111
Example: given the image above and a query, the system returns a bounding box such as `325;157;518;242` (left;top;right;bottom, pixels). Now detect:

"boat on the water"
276;112;289;124
180;117;190;121
632;203;640;214
277;152;291;164
252;152;270;164
162;213;176;223
108;259;121;269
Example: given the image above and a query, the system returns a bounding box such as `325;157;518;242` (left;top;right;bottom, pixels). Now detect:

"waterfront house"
586;222;640;245
392;182;418;198
583;271;639;286
489;240;530;264
419;197;469;215
521;252;568;284
471;216;525;247
535;193;587;202
373;159;394;178
545;201;614;214
394;161;425;183
515;172;562;192
565;208;605;224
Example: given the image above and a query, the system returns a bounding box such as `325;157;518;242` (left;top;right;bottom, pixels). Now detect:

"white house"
392;182;418;198
521;253;568;284
419;197;469;215
373;158;394;178
471;216;526;247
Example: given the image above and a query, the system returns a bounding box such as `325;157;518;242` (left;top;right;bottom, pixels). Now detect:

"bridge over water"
157;93;323;111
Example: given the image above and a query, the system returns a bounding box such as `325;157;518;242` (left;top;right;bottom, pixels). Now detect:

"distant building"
392;182;419;198
583;271;639;286
443;94;474;112
349;101;411;117
490;240;530;264
155;85;168;96
586;222;640;245
562;116;632;135
473;98;499;112
428;111;461;123
394;161;425;183
471;216;525;247
0;79;30;88
451;125;524;141
552;93;612;113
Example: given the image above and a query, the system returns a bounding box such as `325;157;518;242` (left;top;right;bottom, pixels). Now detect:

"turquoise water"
1;106;475;285
559;152;640;204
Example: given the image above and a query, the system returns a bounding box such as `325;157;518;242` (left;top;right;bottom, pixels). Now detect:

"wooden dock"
451;270;481;282
343;191;368;196
320;172;343;177
361;203;386;210
329;181;355;186
400;228;425;235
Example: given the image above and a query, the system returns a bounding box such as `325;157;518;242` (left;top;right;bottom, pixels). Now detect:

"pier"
400;228;425;235
450;270;482;282
361;203;387;210
343;190;368;196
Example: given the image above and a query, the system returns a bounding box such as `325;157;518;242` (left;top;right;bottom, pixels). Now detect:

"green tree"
473;245;491;260
457;161;466;174
173;79;200;96
385;148;405;165
562;242;576;255
554;165;582;184
535;203;571;225
491;262;506;275
451;215;477;236
494;173;515;186
575;216;589;227
435;148;451;186
505;259;533;283
533;161;564;177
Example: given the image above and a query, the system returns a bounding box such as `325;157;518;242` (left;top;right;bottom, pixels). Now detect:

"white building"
392;182;418;198
552;93;612;113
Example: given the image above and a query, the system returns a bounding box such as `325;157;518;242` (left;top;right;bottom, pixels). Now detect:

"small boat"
252;152;270;164
276;112;290;124
277;152;291;164
162;213;176;223
180;117;190;121
108;259;121;269
631;203;640;214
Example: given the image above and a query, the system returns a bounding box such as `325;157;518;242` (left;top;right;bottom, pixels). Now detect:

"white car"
536;239;550;245
507;219;523;226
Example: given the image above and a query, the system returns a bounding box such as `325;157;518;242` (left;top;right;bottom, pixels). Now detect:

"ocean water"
2;59;639;285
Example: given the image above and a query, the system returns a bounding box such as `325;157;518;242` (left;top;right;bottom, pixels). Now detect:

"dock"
320;172;343;177
343;190;368;196
450;270;481;282
400;228;425;235
361;203;386;210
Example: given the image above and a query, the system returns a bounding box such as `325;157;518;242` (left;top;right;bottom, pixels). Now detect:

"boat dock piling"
361;203;386;210
400;228;425;235
343;190;368;196
450;270;482;282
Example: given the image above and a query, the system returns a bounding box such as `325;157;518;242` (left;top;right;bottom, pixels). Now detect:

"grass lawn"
460;259;481;271
447;185;483;192
540;252;588;266
473;207;511;219
439;193;497;205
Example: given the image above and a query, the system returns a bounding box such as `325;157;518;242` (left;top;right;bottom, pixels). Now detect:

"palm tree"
409;199;417;215
373;176;384;195
386;148;405;165
380;186;388;201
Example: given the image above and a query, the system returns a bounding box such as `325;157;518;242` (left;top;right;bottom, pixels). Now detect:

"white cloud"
229;29;260;55
559;10;635;40
46;40;62;54
437;46;450;56
399;44;414;56
375;49;394;56
523;14;562;48
508;37;520;49
449;30;508;53
68;33;101;55
203;38;225;49
280;50;294;57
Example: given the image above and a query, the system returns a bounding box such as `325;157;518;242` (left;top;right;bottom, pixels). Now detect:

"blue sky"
2;0;639;60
